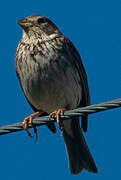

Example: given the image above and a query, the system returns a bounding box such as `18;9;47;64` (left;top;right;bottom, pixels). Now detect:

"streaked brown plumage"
15;15;97;174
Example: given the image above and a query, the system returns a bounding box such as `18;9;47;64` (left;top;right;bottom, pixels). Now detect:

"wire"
0;98;121;136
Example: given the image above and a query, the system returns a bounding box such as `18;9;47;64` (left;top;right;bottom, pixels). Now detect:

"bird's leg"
23;111;44;140
49;109;64;131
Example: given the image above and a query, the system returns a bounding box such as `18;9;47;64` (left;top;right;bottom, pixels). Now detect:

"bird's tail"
62;117;98;175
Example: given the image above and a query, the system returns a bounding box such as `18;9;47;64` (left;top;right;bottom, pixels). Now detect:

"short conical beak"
17;18;26;26
17;18;31;28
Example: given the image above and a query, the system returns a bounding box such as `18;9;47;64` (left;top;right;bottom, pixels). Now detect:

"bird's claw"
23;111;42;141
49;109;64;131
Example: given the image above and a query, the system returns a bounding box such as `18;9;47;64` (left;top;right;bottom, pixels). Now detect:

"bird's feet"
23;111;43;141
49;109;64;131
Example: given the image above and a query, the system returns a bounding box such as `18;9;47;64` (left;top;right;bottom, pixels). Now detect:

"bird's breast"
17;43;82;113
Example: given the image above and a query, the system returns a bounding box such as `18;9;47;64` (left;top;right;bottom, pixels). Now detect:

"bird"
15;15;98;175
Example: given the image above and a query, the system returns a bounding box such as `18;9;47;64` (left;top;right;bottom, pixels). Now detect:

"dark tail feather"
38;112;57;134
62;117;97;175
46;123;57;133
81;115;88;132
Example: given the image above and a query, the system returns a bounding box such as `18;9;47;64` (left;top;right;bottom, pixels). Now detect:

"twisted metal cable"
0;98;121;136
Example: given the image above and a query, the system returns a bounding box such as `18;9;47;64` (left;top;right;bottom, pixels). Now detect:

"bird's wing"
64;38;90;132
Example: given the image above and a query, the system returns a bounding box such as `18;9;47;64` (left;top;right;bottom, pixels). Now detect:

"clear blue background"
0;0;121;179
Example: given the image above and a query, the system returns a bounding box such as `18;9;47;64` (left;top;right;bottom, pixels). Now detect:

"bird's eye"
37;18;45;24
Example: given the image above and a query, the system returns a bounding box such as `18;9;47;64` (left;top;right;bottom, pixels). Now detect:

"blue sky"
0;0;121;179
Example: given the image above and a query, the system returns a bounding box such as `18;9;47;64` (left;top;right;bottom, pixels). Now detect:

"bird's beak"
17;18;32;28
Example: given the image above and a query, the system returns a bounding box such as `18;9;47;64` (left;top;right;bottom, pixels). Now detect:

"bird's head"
17;15;61;41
